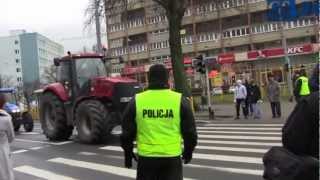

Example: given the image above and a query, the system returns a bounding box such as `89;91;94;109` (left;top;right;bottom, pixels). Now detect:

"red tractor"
39;53;140;143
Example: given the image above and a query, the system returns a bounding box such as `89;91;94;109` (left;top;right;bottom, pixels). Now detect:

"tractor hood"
3;102;20;113
90;76;140;98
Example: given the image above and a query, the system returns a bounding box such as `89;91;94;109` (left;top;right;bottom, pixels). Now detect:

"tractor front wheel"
40;92;73;141
22;112;34;132
75;100;111;144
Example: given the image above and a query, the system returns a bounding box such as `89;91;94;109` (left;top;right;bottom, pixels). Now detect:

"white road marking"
203;124;283;127
12;149;28;154
48;158;196;180
15;139;73;145
197;127;281;130
198;139;281;146
29;146;45;150
100;146;263;164
196;145;267;153
198;134;281;140
19;132;41;135
78;152;99;156
14;165;77;180
187;164;262;176
197;130;281;135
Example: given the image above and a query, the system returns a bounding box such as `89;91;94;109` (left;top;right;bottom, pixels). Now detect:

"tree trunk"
167;11;191;97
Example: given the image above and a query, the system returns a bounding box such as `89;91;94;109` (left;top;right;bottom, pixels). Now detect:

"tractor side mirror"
54;58;60;66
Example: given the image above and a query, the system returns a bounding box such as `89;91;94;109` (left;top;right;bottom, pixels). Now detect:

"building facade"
0;30;64;87
106;0;319;89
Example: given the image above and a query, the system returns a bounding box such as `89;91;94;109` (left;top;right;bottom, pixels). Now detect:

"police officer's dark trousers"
137;156;182;180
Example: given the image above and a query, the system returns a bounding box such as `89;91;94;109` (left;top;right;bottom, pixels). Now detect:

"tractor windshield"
76;58;107;87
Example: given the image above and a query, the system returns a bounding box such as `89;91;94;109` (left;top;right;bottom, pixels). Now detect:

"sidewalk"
195;101;296;123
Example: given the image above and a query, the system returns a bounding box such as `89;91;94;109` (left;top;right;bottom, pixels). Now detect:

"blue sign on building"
267;0;319;21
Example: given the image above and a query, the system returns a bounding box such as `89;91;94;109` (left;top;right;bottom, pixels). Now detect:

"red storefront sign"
122;65;145;75
218;53;235;64
247;44;314;60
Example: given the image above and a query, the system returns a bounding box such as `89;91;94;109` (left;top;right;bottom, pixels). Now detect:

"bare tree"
42;65;57;84
23;80;40;111
0;75;15;88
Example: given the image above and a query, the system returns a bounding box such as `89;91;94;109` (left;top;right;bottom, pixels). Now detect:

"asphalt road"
10;119;284;180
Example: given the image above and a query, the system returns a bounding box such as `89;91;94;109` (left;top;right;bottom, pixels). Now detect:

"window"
16;59;19;63
14;49;19;54
17;77;22;82
14;40;19;45
16;68;21;72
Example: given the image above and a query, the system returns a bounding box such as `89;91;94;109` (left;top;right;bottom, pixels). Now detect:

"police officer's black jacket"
121;86;198;158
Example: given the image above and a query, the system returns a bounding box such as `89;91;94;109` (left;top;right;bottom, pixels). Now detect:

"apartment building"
106;0;319;88
0;30;64;87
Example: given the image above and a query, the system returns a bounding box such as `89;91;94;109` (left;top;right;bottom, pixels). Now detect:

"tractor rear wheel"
22;112;34;132
75;100;111;144
40;92;73;140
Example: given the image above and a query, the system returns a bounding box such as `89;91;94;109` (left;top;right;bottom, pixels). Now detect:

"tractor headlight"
12;109;20;113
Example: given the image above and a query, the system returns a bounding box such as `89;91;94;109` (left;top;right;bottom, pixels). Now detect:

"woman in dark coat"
282;91;319;179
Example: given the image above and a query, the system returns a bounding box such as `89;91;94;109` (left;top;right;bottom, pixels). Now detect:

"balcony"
110;18;317;60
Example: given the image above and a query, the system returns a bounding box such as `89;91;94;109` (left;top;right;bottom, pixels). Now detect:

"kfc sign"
287;47;303;54
287;44;313;55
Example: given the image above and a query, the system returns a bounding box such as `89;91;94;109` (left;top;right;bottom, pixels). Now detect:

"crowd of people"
234;64;318;120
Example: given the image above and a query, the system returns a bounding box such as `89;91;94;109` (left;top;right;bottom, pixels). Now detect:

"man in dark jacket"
282;91;319;179
248;80;261;119
310;63;319;92
121;64;198;180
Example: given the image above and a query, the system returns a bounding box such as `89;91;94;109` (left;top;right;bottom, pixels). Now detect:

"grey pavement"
10;119;285;180
195;101;296;123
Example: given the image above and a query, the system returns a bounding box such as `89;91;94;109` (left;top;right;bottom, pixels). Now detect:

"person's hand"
233;99;236;103
124;151;137;168
182;150;192;164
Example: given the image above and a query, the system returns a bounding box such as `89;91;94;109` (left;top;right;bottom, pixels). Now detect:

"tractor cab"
0;88;34;132
40;53;141;143
54;54;108;97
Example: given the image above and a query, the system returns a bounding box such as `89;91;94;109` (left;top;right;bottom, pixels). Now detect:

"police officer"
121;64;198;180
294;69;310;102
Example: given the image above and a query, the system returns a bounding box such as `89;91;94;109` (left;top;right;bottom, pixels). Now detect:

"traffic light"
193;55;206;74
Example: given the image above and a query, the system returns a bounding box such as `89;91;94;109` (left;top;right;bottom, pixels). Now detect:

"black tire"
75;100;111;144
40;92;73;140
22;112;34;132
13;120;21;132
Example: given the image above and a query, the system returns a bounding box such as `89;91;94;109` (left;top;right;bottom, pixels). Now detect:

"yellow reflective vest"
135;89;182;157
298;76;310;96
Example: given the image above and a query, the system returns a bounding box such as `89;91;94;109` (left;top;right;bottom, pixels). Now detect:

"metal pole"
205;65;214;119
280;20;293;98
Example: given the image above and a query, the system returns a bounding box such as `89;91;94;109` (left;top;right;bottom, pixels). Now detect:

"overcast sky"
0;0;103;52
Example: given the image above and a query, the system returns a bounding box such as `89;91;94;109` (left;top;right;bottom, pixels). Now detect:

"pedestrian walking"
234;80;248;119
249;80;262;119
121;64;198;180
0;94;15;180
267;74;281;118
294;69;311;102
244;79;253;116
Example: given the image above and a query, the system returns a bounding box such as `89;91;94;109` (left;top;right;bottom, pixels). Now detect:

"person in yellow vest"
294;69;311;102
121;64;198;180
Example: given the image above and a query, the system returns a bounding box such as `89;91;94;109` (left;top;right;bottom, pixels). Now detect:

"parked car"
228;86;236;93
212;87;223;95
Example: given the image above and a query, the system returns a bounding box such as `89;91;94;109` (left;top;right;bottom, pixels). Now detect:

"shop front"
217;43;319;88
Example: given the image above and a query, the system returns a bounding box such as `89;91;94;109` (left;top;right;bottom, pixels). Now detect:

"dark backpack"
263;146;319;180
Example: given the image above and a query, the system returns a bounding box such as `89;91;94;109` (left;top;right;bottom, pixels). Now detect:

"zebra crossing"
13;121;284;180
